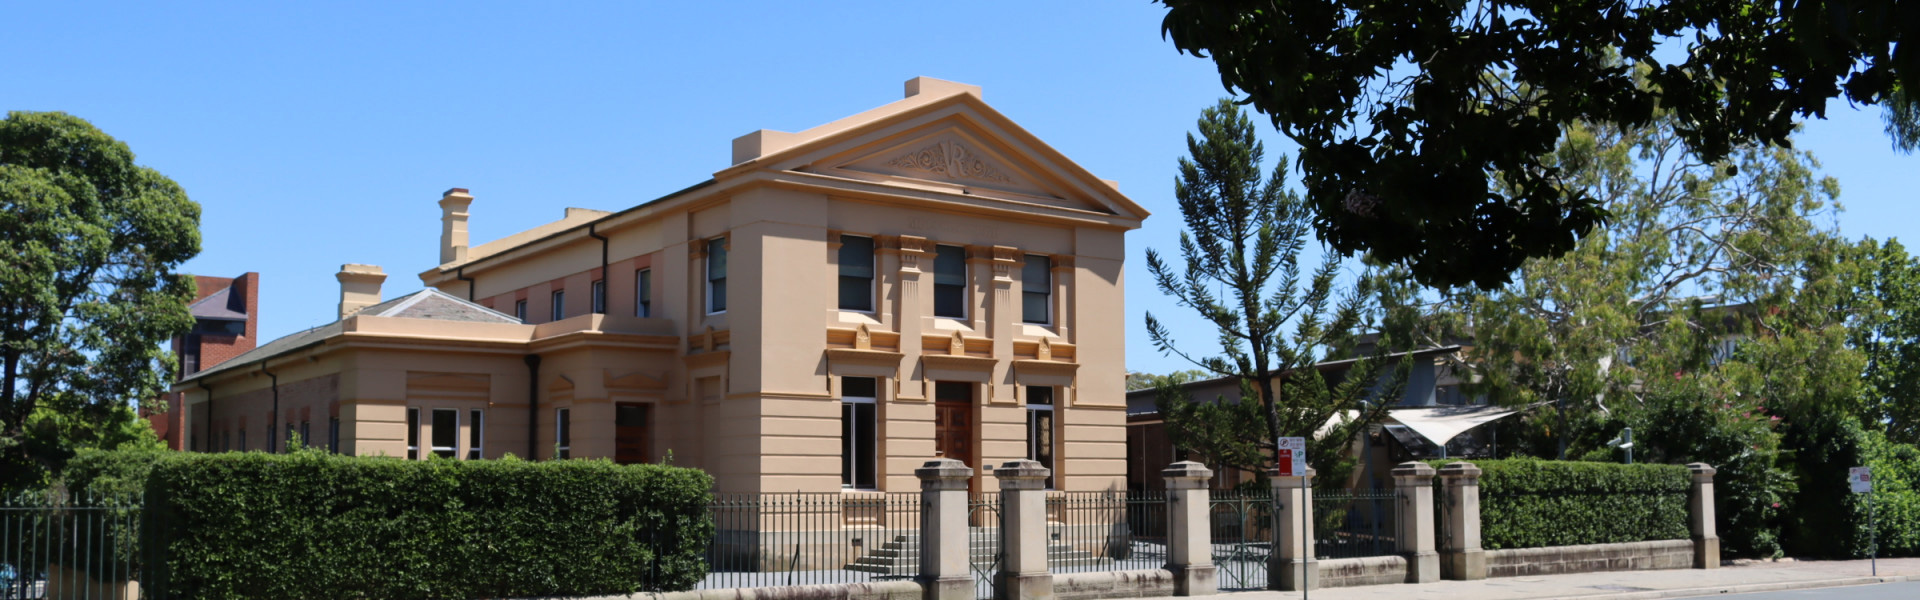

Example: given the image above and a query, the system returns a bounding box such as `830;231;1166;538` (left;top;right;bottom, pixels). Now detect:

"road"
1680;582;1920;599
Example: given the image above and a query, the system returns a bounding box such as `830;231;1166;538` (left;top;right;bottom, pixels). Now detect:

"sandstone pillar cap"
1687;462;1717;482
1438;461;1483;478
1392;461;1437;484
1162;461;1215;480
917;458;973;490
993;459;1052;480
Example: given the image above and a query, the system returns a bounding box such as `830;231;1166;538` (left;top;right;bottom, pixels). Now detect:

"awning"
1382;405;1519;446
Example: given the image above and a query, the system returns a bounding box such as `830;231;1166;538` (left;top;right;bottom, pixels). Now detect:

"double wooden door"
615;403;650;464
934;401;974;469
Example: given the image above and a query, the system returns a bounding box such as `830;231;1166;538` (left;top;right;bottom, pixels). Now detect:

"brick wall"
152;272;261;450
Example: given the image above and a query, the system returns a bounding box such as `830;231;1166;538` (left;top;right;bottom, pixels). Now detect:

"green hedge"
142;450;713;599
1429;458;1691;550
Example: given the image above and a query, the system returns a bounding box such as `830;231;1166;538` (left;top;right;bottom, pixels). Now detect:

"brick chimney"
337;264;386;319
439;188;474;264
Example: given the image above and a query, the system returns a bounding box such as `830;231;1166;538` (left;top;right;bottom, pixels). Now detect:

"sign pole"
1303;468;1311;600
1871;487;1877;577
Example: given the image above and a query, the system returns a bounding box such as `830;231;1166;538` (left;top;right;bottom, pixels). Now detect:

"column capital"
1392;461;1436;485
1163;461;1214;490
1438;461;1482;483
993;460;1052;490
917;458;973;490
1687;463;1716;483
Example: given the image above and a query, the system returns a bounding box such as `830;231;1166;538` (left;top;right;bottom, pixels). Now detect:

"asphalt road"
1680;582;1920;599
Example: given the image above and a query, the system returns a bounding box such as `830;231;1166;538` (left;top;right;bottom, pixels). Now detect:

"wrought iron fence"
1045;491;1166;575
968;493;1002;600
1208;488;1273;591
1313;489;1398;560
1;492;141;600
701;492;921;590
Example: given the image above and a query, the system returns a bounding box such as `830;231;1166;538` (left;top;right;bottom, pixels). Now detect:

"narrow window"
238;429;247;452
591;280;606;314
551;290;566;321
636;269;652;317
556;408;572;459
838;235;876;312
329;417;340;453
514;299;528;322
468;409;484;460
933;245;967;318
406;407;420;460
1026;386;1057;489
707;238;728;313
1022;254;1051;324
841;377;878;489
283;423;293;452
300;421;310;450
431;409;458;459
267;421;277;453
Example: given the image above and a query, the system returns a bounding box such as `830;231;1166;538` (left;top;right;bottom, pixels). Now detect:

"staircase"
845;532;1109;575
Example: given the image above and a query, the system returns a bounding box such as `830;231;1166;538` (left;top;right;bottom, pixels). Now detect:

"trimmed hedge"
142;450;712;599
1429;458;1691;550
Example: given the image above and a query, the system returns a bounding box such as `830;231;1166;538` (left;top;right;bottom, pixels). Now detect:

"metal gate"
968;494;1002;600
1208;489;1273;590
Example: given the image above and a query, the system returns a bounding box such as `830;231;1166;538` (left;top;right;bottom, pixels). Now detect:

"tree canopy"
1157;0;1914;289
0;111;199;491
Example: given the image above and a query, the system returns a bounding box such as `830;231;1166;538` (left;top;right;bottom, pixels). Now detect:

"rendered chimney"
439;188;474;264
903;76;982;99
337;264;387;319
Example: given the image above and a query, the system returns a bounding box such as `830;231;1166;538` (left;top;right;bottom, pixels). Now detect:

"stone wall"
1485;539;1694;578
1053;569;1177;600
1318;556;1409;588
604;580;924;600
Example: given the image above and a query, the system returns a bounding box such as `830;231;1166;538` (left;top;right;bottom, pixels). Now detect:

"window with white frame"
1026;386;1056;489
431;409;458;459
514;299;528;322
707;238;728;313
838;235;875;312
840;377;878;490
556;407;572;459
636;269;652;317
468;409;484;460
1022;254;1051;324
933;245;967;318
591;280;606;314
551;290;566;321
406;408;420;460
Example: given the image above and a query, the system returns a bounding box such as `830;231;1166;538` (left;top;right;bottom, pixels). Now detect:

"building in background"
172;78;1148;494
147;273;259;450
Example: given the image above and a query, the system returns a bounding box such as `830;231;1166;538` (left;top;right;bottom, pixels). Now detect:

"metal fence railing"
1;492;141;600
1208;488;1273;590
702;492;921;590
968;493;1002;600
1047;491;1166;575
1314;489;1398;560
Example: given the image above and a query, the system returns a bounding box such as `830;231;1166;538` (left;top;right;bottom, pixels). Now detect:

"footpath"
1194;557;1919;600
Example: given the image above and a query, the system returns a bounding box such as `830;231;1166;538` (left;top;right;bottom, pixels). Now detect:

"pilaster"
1393;462;1439;583
1163;461;1216;596
1438;462;1485;580
1688;463;1720;569
995;460;1054;600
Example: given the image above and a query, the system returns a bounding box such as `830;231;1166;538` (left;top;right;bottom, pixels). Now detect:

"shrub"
1778;410;1920;558
1429;458;1691;550
1624;390;1793;558
142;450;712;599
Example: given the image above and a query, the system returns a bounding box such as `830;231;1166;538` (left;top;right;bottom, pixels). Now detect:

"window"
267;422;277;453
468;409;484;460
706;238;728;313
238;429;247;452
328;417;340;453
556;408;572;459
838;235;876;311
636;269;652;317
300;421;310;450
840;377;878;489
283;422;293;452
551;290;566;321
431;409;458;459
1022;254;1051;324
1026;386;1056;489
407;408;420;460
933;245;967;318
514;299;527;322
591;280;606;314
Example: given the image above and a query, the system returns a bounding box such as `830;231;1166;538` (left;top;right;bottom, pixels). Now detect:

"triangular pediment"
837;126;1060;199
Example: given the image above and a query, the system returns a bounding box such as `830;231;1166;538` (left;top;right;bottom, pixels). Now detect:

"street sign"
1276;436;1307;477
1850;467;1873;494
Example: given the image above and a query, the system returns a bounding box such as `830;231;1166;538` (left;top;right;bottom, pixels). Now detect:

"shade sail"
1383;405;1519;446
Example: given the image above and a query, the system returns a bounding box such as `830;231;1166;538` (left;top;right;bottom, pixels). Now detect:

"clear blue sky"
3;2;1911;376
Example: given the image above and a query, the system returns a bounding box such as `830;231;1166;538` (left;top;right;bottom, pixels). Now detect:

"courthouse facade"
175;78;1147;494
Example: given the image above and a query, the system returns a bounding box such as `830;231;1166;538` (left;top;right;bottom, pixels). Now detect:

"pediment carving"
885;141;1012;184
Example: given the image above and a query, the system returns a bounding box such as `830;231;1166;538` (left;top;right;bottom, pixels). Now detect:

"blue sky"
3;2;1912;376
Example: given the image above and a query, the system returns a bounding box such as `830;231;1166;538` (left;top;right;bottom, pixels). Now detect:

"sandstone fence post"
1392;461;1440;583
1438;462;1485;580
919;458;975;600
995;460;1054;600
1688;463;1720;569
1270;467;1316;591
1163;461;1216;596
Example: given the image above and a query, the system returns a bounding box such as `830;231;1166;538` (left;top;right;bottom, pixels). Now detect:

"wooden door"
934;401;974;468
615;403;650;464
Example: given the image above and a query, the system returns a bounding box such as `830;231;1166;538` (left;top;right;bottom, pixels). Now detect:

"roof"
180;289;519;383
188;285;247;321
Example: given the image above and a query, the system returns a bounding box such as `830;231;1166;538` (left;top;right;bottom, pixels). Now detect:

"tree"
1435;106;1843;458
1125;369;1211;391
1839;238;1920;444
1;111;200;492
1888;84;1920;153
1156;0;1913;289
1144;99;1407;482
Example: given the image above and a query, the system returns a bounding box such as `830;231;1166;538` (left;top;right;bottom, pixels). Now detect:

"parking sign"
1850;467;1873;494
1276;437;1307;477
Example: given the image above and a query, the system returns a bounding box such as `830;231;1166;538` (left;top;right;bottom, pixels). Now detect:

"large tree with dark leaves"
1157;0;1914;289
1;111;200;491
